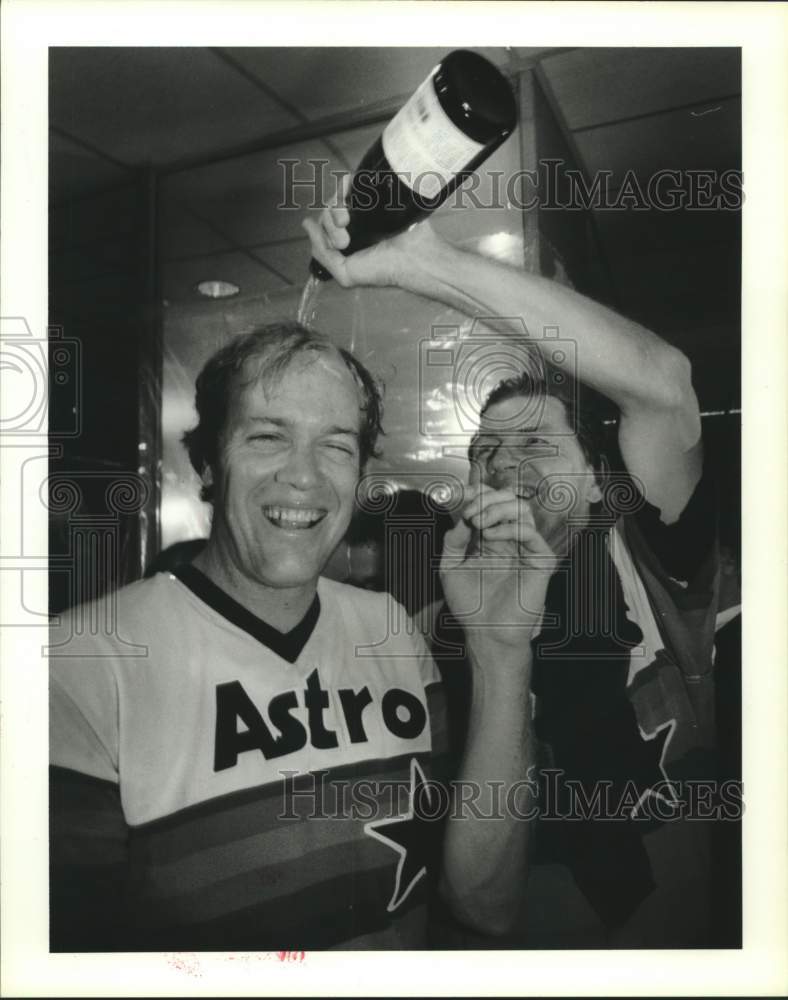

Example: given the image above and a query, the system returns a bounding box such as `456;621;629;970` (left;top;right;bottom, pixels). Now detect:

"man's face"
207;351;362;594
469;393;602;551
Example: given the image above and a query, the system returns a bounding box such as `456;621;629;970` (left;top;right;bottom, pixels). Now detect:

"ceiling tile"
49;130;131;203
220;47;512;124
162;134;346;248
250;239;312;286
541;47;740;131
159;191;243;260
50;47;300;169
574;96;740;188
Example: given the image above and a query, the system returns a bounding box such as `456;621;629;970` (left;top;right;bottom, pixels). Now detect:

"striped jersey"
49;567;450;951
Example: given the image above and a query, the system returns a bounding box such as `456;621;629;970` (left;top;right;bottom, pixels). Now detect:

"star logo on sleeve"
630;718;680;819
364;757;438;912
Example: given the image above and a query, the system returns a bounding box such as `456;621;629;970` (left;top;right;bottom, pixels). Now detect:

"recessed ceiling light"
195;279;240;299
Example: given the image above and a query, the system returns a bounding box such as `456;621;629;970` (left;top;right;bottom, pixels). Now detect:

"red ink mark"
277;950;306;963
164;952;203;978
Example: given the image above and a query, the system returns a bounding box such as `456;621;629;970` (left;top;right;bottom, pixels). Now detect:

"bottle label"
382;75;484;200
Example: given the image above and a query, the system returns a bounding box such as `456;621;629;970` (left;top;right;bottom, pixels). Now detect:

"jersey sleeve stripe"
139;838;403;923
132;750;429;840
137;810;390;898
130;865;426;951
50;766;128;866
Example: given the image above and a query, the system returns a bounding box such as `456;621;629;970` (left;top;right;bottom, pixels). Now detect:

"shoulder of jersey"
317;578;428;660
50;573;184;649
318;576;402;614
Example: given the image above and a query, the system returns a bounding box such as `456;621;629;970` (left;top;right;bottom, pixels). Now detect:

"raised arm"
304;213;702;524
433;485;555;935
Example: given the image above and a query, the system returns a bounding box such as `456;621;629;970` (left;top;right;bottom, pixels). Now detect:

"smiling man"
467;389;606;557
49;323;543;951
185;334;369;630
305;203;723;947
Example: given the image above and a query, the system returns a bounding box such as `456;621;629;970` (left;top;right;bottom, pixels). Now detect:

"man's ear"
588;477;603;505
587;455;608;505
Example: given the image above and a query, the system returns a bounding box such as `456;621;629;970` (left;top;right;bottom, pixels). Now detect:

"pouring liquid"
297;272;321;328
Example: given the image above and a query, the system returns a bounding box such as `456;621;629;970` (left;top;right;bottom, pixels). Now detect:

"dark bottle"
309;49;517;280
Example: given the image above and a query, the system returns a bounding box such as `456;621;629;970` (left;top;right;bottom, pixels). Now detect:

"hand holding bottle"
302;50;516;282
302;182;442;290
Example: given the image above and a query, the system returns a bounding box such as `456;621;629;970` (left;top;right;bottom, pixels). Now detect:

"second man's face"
207;351;363;595
469;393;602;551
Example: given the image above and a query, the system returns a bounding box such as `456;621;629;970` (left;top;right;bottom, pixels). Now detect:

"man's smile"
261;505;328;529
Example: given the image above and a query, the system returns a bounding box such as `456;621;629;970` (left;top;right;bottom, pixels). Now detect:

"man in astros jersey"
49;323;551;950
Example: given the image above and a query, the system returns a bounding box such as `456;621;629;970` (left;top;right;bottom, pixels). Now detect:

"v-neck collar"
172;564;320;664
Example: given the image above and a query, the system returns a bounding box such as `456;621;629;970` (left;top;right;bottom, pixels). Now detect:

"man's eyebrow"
471;426;542;441
246;416;359;438
324;425;360;439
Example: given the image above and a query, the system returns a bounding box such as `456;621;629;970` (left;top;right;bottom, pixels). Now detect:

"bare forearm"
395;229;703;516
305;198;694;419
440;643;534;936
396;232;691;416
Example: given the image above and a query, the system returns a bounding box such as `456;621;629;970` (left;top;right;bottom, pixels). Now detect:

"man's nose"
487;443;521;475
485;444;527;489
275;444;322;490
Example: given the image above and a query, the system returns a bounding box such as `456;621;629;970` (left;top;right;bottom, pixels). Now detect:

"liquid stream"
297;272;321;329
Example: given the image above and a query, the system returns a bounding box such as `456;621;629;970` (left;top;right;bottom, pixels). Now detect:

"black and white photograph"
1;1;786;996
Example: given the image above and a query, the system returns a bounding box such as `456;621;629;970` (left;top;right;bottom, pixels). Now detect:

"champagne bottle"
309;49;517;280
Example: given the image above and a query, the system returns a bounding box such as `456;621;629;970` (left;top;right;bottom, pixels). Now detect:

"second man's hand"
440;483;556;653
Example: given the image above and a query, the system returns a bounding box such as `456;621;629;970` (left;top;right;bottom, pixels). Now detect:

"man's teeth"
263;506;325;528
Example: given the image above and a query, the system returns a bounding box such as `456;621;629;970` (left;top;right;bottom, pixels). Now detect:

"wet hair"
478;361;607;475
182;321;383;502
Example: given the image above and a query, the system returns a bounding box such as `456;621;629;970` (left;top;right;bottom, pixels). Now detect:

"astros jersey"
49;567;450;951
